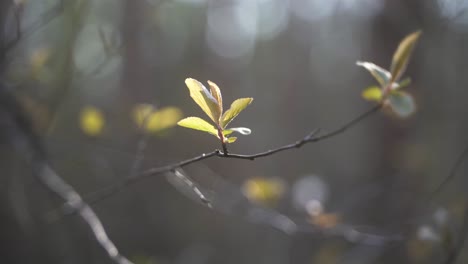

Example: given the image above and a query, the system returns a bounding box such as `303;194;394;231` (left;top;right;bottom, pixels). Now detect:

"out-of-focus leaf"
356;61;391;87
177;116;218;136
221;98;253;128
362;86;383;102
388;91;416;118
395;77;412;90
242;177;285;205
228;127;252;135
133;105;182;133
30;48;50;75
132;104;155;126
207;80;223;115
311;213;341;229
226;137;237;143
185;78;222;124
80;106;104;136
390;31;422;82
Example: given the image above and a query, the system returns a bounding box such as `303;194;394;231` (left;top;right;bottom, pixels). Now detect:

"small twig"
440;142;468;264
443;201;468;264
428;143;468;199
36;163;133;264
81;103;382;206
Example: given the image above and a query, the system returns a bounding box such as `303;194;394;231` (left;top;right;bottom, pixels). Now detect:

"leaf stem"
217;125;228;155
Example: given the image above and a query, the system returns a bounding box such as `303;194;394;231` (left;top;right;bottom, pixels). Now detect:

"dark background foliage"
1;0;468;263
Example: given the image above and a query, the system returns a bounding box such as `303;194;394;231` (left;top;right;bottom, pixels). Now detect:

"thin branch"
441;142;468;264
0;83;133;264
444;201;468;264
35;163;133;264
428;143;468;199
81;103;382;206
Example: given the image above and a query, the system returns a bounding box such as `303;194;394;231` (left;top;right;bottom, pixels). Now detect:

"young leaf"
185;78;222;124
228;127;252;135
390;31;422;83
395;77;411;90
226;137;237;143
177;116;219;136
362;86;383;102
221;98;253;128
207;80;223;117
356;61;391;87
387;91;415;118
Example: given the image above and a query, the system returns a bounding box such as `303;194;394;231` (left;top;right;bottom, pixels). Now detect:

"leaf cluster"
178;78;253;144
357;31;421;118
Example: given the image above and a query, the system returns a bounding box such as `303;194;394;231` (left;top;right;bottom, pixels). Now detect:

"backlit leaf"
362;86;383;102
177;116;218;137
242;177;285;205
185;78;222;124
221;98;253;128
387;91;415;118
223;129;233;136
356;61;391;87
390;31;422;83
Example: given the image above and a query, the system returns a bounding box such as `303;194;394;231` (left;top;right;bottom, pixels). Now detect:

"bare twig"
82;103;383;206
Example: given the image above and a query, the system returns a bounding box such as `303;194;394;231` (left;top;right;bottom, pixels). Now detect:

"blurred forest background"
1;0;468;263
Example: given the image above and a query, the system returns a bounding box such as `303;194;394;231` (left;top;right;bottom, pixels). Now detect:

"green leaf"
177;116;219;137
226;137;237;143
185;78;222;124
387;91;415;118
356;61;391;87
228;127;251;135
221;98;253;128
362;86;383;102
390;31;422;83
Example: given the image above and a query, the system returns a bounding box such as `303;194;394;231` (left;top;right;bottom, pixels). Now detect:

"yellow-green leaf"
387;91;415;118
177;116;219;137
207;80;223;116
226;137;237;143
362;86;383;102
390;31;422;83
242;177;285;205
80;106;104;136
356;61;391;87
185;78;222;124
221;98;253;128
